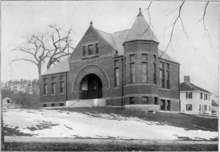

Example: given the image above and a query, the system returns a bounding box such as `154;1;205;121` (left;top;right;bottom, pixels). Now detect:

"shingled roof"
41;58;69;76
180;82;211;94
124;8;159;43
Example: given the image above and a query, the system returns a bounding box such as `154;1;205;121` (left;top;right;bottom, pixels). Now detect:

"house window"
160;62;165;88
199;104;201;111
51;76;56;94
83;46;86;56
51;103;55;107
204;105;207;111
130;97;135;104
186;92;192;99
130;54;135;84
95;43;99;54
142;54;148;83
60;75;64;93
186;104;192;111
43;104;47;107
142;96;148;104
204;94;208;100
114;60;119;87
153;55;157;84
166;63;170;89
88;44;93;55
200;93;203;99
43;78;47;95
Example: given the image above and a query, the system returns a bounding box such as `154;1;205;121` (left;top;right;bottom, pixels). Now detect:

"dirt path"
5;136;218;145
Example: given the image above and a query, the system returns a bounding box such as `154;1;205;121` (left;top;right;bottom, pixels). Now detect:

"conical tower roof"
124;8;159;43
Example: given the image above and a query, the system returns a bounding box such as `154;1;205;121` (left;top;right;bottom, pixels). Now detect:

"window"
204;94;208;100
114;60;119;87
51;77;56;94
142;97;148;104
200;93;203;99
204;105;207;111
60;103;64;106
153;55;157;84
130;63;135;83
51;103;55;107
130;54;135;62
186;104;192;111
199;104;201;111
142;54;148;83
7;100;10;103
160;62;165;88
130;97;135;104
166;63;170;89
83;46;86;56
43;78;47;95
60;75;64;93
95;43;99;54
43;104;47;107
154;97;158;105
88;44;93;55
130;54;135;84
186;92;192;99
124;57;126;85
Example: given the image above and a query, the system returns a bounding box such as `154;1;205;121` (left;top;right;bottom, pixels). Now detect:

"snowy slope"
3;109;218;140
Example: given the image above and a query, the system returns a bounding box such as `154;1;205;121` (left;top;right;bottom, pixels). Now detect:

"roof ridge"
95;29;113;35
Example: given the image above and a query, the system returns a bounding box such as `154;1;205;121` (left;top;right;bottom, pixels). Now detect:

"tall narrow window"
200;93;203;99
130;54;135;84
142;54;148;83
83;46;86;56
114;60;119;87
160;62;165;88
51;76;56;94
43;78;47;95
153;55;157;84
60;75;64;93
95;43;99;54
186;104;192;111
166;63;170;89
88;44;93;55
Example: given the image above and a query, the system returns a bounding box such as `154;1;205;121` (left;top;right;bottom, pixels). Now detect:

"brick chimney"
184;76;190;83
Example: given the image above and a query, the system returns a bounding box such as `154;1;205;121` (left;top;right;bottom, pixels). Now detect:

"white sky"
1;1;219;95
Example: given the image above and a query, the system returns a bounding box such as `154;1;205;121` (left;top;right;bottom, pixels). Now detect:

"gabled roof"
41;58;69;76
96;29;116;50
124;9;159;43
180;82;211;94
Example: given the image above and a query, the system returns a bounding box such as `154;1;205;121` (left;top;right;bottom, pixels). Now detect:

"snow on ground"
3;109;218;140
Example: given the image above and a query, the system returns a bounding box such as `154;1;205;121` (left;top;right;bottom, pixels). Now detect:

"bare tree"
10;25;74;76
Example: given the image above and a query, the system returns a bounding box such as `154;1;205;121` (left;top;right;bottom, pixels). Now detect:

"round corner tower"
123;8;160;105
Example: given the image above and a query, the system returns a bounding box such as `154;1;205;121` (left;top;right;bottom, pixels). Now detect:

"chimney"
184;76;190;83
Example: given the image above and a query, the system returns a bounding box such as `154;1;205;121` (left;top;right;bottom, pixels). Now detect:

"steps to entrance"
66;99;106;107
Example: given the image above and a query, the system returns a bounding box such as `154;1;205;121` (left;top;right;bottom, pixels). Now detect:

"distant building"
3;97;22;109
40;9;180;111
180;76;212;115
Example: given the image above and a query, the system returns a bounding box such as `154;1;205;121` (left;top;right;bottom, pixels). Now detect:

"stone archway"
80;74;102;99
72;65;110;99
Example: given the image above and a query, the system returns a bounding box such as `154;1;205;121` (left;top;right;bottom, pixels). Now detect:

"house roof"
180;82;211;94
41;58;69;76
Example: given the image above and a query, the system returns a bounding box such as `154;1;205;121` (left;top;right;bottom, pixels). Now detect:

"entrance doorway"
80;74;103;99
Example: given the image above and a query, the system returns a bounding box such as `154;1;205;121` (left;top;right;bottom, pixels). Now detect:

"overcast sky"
2;1;218;95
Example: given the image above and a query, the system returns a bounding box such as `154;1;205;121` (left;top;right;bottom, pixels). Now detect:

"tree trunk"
38;64;41;76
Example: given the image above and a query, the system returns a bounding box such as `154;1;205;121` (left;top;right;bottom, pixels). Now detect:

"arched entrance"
79;74;103;99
